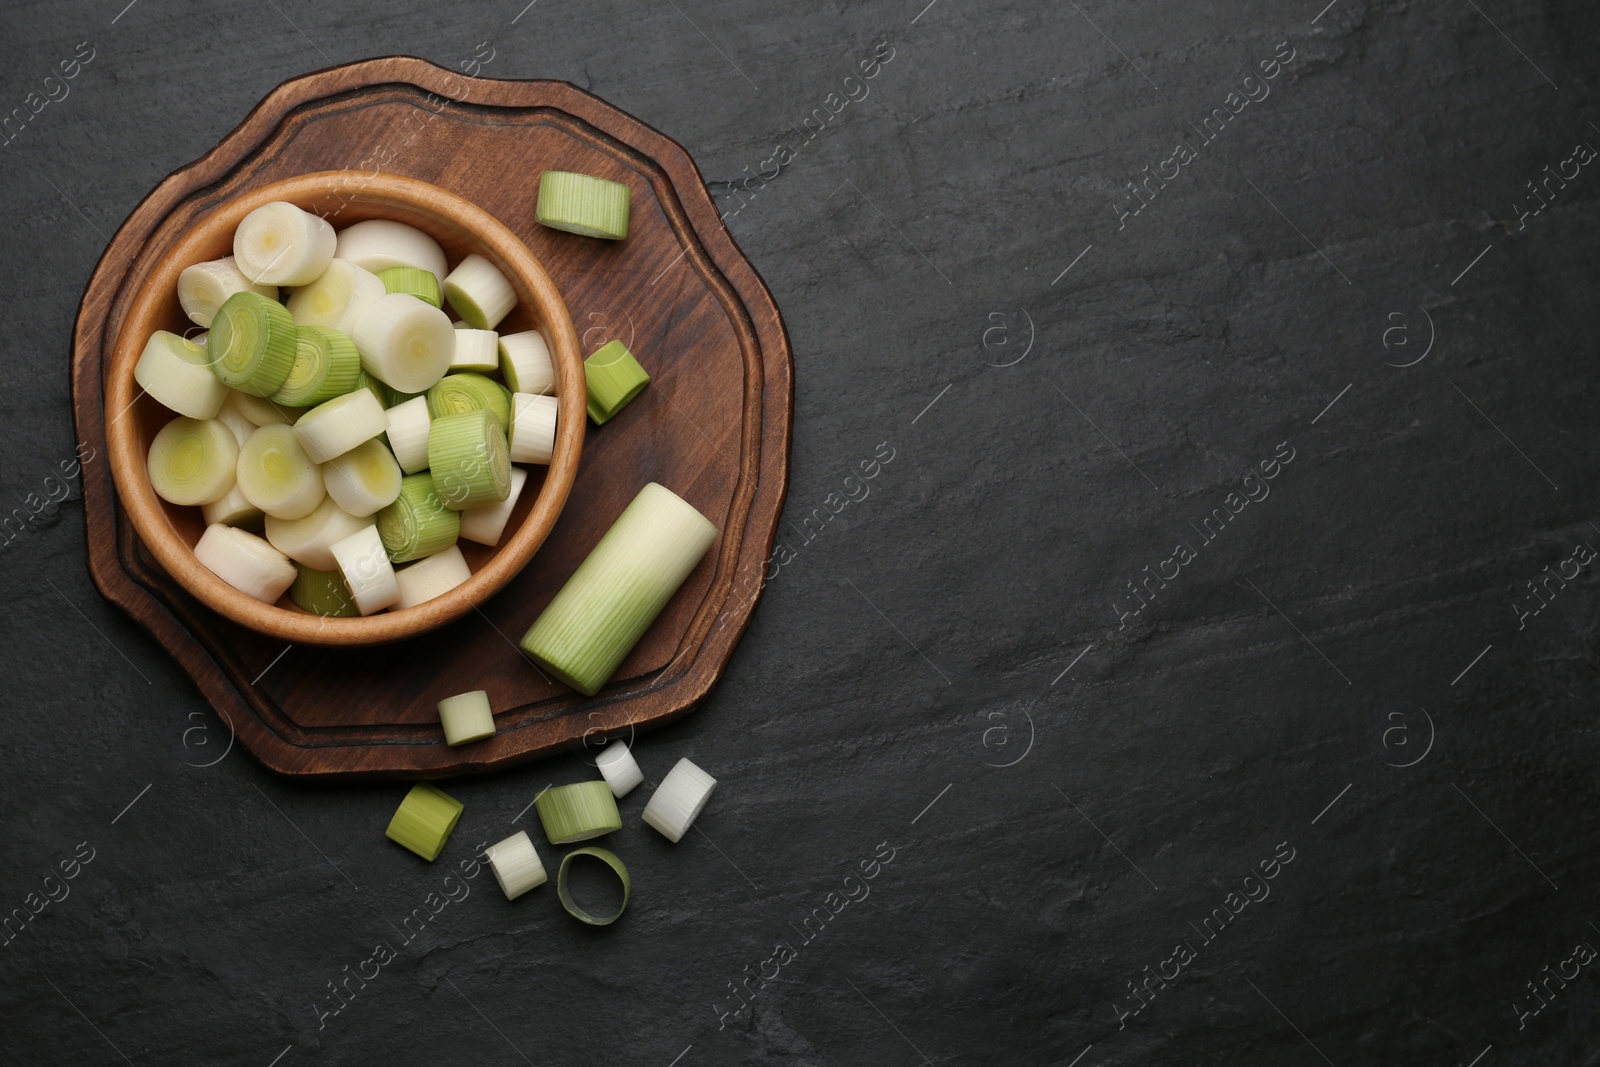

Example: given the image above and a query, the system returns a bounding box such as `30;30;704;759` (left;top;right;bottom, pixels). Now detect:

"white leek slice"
485;831;547;900
395;544;471;608
451;328;501;372
226;389;297;427
334;219;449;281
293;389;388;463
459;466;527;547
518;483;716;696
498;331;554;395
329;524;400;614
134;331;228;419
234;201;336;286
263;496;368;571
202;484;263;529
595;740;643;798
147;417;239;506
351;293;454;394
641;757;716;843
236;424;325;520
286;258;386;334
177;256;276;328
323;438;403;517
509;393;558;465
193;524;296;603
214;397;257;447
383;396;433;475
437;689;495;746
443;253;516;330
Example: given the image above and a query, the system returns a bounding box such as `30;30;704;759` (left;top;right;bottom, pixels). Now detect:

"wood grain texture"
70;57;792;779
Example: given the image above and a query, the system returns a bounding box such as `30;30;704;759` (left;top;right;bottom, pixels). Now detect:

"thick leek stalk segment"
194;524;296;603
437;689;495;746
293;389;388;463
385;782;463;862
335;219;448;281
535;781;622;844
378;473;460;563
271;325;361;407
135;331;228;419
208;291;298;397
177;256;275;328
286;258;385;334
290;564;360;618
450;328;500;373
323;438;403;517
509;393;558;464
147;417;239;506
377;265;443;309
641;757;716;843
498;330;554;395
458;467;527;547
427;372;512;433
383;396;433;474
485;831;547;900
395;544;471;608
442;253;516;330
595;740;644;798
236;424;325;520
536;171;631;239
330;524;400;614
351;293;455;394
583;340;650;424
427;410;511;511
234;201;336;286
264;496;368;571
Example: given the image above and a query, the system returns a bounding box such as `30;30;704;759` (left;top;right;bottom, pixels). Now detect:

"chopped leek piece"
536;171;631;239
193;524;296;603
264;496;368;571
383;396;433;474
451;328;500;373
234;201;337;286
498;330;554;395
427;410;511;511
557;847;630;925
509;393;558;464
351;292;455;394
289;564;360;618
293;389;388;463
202;484;263;530
271;325;362;408
535;781;622;844
442;253;515;330
335;218;449;281
147;416;238;506
208;291;298;397
641;757;716;843
286;258;386;334
135;331;228;420
226;389;299;427
584;340;649;424
395;544;472;608
437;689;495;746
519;483;716;696
458;466;527;547
594;740;643;798
323;438;403;517
484;831;547;900
236;424;325;521
329;524;400;614
385;782;463;862
427;372;512;433
378;473;460;563
177;256;276;328
377;265;443;309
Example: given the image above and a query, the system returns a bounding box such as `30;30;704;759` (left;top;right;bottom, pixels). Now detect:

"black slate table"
2;1;1597;1064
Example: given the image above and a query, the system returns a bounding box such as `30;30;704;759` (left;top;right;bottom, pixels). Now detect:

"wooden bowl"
103;170;585;646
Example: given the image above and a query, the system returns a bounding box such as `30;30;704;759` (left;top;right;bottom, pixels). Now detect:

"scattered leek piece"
208;291;298;397
271;325;362;408
557;847;630;925
595;740;644;798
437;689;495;746
536;171;631;240
377;265;443;309
427;373;512;434
323;438;403;517
193;524;296;603
329;523;400;614
233;201;336;286
584;340;649;424
289;563;360;618
264;496;368;571
286;258;385;334
450;328;501;373
458;467;527;547
236;424;325;520
519;483;716;696
395;544;472;608
385;782;463;862
383;396;433;474
443;253;516;330
177;256;276;328
485;831;547;900
427;409;511;511
378;473;460;563
535;781;622;844
509;393;558;464
135;330;228;420
641;757;716;843
498;330;554;395
147;417;238;506
334;218;448;281
293;389;388;463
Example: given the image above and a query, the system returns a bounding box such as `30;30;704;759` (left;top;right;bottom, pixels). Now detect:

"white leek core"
234;201;336;286
437;689;495;746
485;831;547;900
595;741;643;798
509;393;558;464
323;438;403;517
329;524;400;614
383;396;433;474
177;256;276;328
263;496;368;571
352;293;455;394
194;524;296;603
443;253;516;330
395;544;472;608
134;331;228;419
498;330;554;395
293;389;388;463
458;466;527;547
334;218;449;281
641;757;717;843
147;417;239;506
286;258;386;334
236;424;325;520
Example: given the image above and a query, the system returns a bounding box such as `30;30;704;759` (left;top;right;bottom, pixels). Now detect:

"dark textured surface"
2;1;1598;1064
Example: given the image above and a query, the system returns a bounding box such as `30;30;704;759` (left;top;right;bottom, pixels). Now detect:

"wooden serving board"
70;58;791;778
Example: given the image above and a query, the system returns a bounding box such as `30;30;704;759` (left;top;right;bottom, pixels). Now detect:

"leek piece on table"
443;253;516;330
323;438;403;517
177;256;276;328
385;782;463;862
428;409;511;511
289;564;360;618
395;544;472;608
519;483;716;696
378;473;460;563
236;424;325;521
286;258;385;334
583;340;650;424
135;331;228;419
351;293;455;394
334;218;449;281
193;524;296;603
534;781;622;844
293;389;389;463
557;847;631;925
498;330;554;395
437;689;495;746
459;466;527;547
233;201;336;286
208;291;298;397
329;524;400;614
595;740;643;798
536;171;631;239
485;831;547;900
264;496;368;571
641;757;717;843
147;417;238;506
509;393;558;464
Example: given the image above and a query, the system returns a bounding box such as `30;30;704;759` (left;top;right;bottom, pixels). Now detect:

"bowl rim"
103;170;585;646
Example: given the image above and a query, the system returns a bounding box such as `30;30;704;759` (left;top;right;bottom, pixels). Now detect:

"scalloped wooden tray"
70;58;791;778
